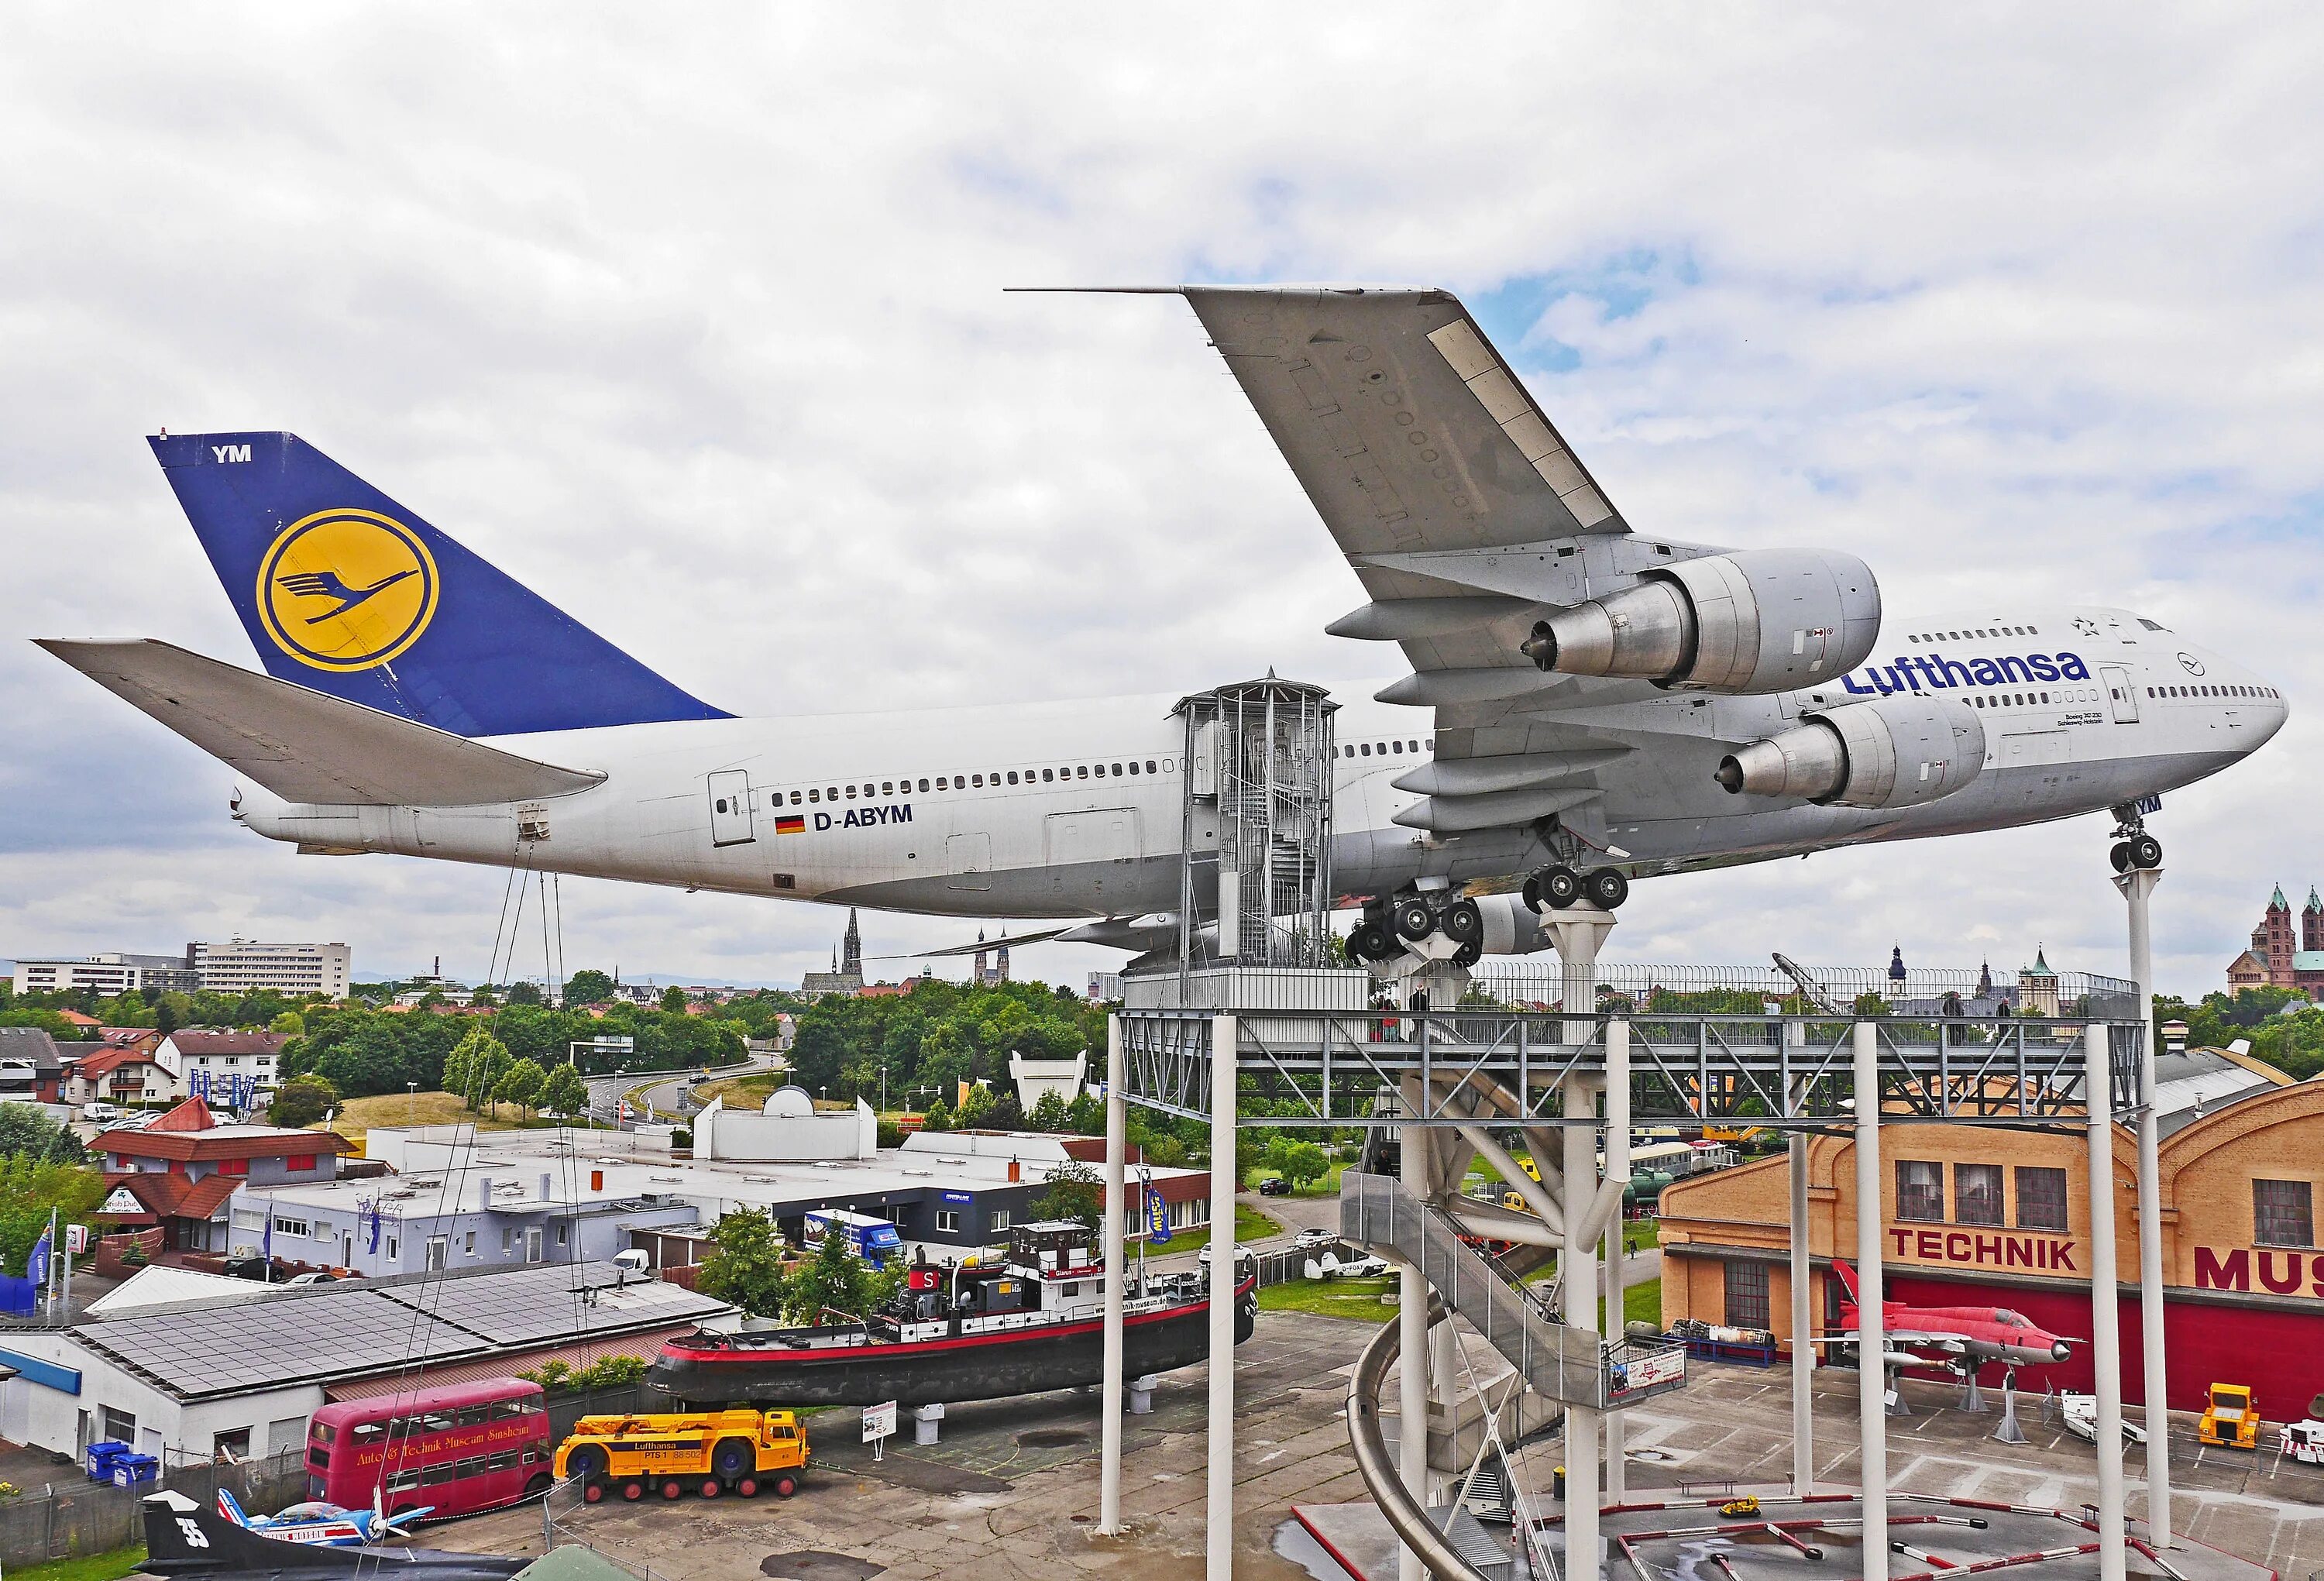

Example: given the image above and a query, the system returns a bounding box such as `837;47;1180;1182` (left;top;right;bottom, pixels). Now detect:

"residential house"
94;1096;356;1253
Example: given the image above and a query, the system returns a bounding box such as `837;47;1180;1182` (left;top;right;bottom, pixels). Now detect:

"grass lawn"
1259;1273;1399;1322
325;1090;536;1146
1144;1202;1281;1256
5;1547;146;1581
693;1071;790;1108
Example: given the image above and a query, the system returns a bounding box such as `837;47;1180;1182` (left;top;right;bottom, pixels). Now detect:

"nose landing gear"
2107;803;2162;872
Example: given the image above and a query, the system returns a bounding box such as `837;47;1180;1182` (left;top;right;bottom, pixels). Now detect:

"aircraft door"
947;831;992;890
707;769;755;846
2100;665;2140;723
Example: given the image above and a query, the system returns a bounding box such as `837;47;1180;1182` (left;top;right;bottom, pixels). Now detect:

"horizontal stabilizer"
40;639;605;806
872;925;1074;961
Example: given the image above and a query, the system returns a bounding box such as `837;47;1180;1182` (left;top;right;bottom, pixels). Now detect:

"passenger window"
1006;771;1018;785
1075;765;1088;779
882;782;893;795
789;792;801;806
971;773;984;788
808;789;820;803
917;778;929;792
1360;743;1371;755
1111;763;1122;775
845;785;857;799
936;776;949;789
1043;768;1054;782
1146;760;1157;773
1127;761;1139;775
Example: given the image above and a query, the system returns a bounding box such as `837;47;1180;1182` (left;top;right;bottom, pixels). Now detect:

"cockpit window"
1995;1310;2030;1326
2137;618;2168;631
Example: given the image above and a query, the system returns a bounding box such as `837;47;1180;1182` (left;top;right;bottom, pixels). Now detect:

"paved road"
583;1051;786;1124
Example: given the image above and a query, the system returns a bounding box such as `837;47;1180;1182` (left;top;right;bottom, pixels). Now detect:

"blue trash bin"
110;1453;160;1488
84;1440;129;1482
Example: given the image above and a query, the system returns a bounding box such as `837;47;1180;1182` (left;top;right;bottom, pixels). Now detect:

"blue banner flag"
1144;1184;1172;1246
27;1229;51;1287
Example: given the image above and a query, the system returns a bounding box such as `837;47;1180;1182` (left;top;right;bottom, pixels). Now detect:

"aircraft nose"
2052;1339;2072;1363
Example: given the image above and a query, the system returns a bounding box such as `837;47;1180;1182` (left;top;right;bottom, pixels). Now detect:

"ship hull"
651;1280;1258;1408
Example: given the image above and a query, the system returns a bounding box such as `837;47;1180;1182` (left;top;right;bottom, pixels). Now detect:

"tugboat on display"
650;1220;1258;1407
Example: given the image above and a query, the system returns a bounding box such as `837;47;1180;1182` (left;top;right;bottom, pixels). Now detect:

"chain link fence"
0;1448;308;1569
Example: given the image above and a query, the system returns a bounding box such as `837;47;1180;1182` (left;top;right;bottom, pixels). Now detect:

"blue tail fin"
151;432;729;737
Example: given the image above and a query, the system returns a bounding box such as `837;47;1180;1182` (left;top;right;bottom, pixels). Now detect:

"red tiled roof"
57;1011;100;1027
166;1031;289;1056
74;1049;165;1081
149;1096;218;1132
103;1126;356;1163
100;1028;162;1049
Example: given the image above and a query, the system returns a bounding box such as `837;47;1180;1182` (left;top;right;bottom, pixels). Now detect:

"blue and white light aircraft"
39;287;2285;970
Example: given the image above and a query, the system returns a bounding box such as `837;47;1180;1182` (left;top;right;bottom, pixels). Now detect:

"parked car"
81;1102;121;1122
1296;1228;1339;1252
282;1271;339;1287
1258;1177;1291;1196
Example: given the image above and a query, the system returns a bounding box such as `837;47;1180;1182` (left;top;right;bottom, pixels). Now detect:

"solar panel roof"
69;1261;727;1400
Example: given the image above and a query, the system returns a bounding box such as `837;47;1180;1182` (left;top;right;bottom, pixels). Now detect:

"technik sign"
1889;1225;2078;1273
2193;1246;2324;1297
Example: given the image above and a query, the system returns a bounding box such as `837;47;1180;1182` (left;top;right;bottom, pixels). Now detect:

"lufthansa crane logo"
256;509;439;671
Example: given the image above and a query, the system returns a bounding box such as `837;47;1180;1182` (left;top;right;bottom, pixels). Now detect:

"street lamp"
407;1082;418;1126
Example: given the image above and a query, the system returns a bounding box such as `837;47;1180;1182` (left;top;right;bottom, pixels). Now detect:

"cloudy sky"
5;7;2321;998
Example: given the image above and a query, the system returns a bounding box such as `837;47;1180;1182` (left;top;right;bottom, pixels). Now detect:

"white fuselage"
233;605;2283;926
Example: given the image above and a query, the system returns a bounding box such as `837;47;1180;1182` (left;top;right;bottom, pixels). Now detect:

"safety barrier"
0;1448;306;1569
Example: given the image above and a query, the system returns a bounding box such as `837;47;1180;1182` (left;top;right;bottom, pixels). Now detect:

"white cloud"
2;5;2320;998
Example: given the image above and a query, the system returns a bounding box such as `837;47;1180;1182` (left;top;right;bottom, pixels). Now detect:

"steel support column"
1604;1017;1631;1505
1564;1070;1601;1581
2117;864;2171;1546
1853;1019;1889;1581
1397;1064;1432;1581
1207;1012;1237;1581
2088;1022;2129;1581
1101;1015;1126;1535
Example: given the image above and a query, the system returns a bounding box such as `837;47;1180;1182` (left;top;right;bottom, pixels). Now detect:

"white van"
81;1101;121;1122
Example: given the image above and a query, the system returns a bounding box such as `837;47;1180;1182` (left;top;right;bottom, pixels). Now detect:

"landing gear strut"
2106;803;2162;873
1523;863;1628;913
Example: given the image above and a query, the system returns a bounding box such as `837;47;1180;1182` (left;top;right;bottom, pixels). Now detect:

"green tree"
0;1158;105;1273
539;1062;589;1118
448;1024;511;1110
1268;1138;1330;1192
782;1226;873;1322
1028;1089;1070;1132
0;1103;84;1163
957;1082;998;1129
0;1009;81;1040
268;1074;340;1129
270;1010;306;1038
918;1096;954;1132
496;1057;547;1119
564;969;618;1006
1033;1159;1104;1234
504;981;544;1007
694;1208;790;1318
659;986;688;1013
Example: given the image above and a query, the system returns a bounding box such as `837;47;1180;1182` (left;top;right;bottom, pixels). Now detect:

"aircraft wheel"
2109;841;2133;872
1540;865;1582;909
700;1477;723;1500
1391;898;1437;943
1452;941;1483;968
1349;921;1394;963
1585;868;1630;911
772;1473;799;1499
1521;873;1543;913
734;1476;760;1498
660;1479;684;1500
2129;833;2163;870
1440;899;1483;946
582;1480;606;1504
621;1480;645;1502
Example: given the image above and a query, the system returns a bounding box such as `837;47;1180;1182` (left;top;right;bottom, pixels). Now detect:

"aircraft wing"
1807;1329;1969;1352
40;638;606;806
1175;285;1642;843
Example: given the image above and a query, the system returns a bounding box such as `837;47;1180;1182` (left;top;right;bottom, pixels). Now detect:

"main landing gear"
1522;863;1628;914
2106;804;2162;873
1348;895;1483;966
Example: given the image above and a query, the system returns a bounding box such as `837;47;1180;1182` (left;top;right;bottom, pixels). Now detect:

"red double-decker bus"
305;1378;554;1518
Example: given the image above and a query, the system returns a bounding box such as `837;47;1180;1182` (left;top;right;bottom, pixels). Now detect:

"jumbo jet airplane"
40;287;2286;971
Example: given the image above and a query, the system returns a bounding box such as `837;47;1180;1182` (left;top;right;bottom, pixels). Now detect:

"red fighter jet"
1818;1260;2076;1373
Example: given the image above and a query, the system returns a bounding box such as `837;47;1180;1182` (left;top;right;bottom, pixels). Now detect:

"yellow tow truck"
2199;1383;2259;1449
555;1408;808;1503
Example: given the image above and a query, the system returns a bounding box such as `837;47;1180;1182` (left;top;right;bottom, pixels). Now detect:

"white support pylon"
2088;1022;2130;1581
1100;1015;1126;1535
1604;1017;1631;1505
1854;1019;1889;1581
1789;1021;1815;1495
1564;1070;1601;1581
2116;864;2171;1547
1207;1012;1237;1581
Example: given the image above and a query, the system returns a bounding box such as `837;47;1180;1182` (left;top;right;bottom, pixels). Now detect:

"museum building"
1657;1041;2324;1412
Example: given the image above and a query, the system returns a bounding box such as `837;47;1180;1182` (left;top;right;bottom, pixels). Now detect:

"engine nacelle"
1715;695;1985;809
1519;548;1881;695
1474;892;1555;957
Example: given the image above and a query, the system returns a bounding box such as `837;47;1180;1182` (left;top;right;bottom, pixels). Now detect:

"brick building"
2225;884;2324;994
1656;1044;2322;1412
95;1096;356;1253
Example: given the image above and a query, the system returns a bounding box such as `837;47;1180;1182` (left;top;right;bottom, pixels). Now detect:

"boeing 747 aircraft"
40;287;2285;969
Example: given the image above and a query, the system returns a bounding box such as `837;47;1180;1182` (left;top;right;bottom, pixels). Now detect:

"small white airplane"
40;287;2285;970
215;1487;429;1547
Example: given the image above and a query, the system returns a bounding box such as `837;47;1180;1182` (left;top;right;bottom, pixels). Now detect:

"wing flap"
40;638;605;806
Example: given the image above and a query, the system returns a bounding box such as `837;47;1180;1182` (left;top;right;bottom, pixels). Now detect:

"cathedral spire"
841;908;863;976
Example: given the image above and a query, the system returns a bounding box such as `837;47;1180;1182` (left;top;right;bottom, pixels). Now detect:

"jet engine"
1714;694;1985;809
1519;548;1880;695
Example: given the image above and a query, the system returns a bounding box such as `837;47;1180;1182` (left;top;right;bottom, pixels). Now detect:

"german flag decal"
774;815;806;835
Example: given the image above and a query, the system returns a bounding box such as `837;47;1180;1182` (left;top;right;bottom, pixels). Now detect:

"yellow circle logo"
256;510;439;671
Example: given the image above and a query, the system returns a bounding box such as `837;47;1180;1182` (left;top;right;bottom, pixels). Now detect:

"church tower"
2261;885;2296;985
841;908;863;978
2303;888;2323;954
